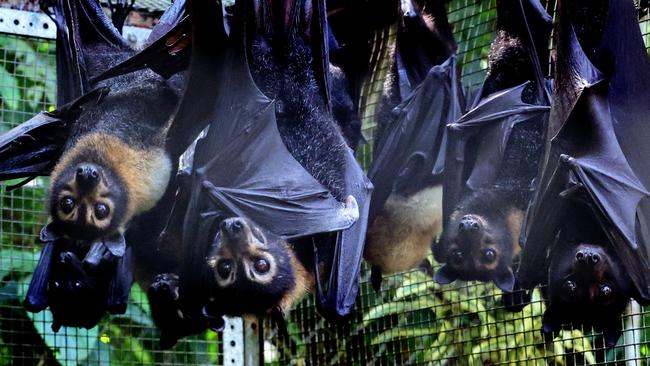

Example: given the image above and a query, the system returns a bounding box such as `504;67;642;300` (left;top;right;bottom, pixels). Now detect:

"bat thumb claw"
343;195;359;221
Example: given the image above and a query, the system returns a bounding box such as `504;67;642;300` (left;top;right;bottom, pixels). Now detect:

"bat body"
435;0;551;292
365;0;459;291
4;0;186;331
47;68;179;241
518;0;650;346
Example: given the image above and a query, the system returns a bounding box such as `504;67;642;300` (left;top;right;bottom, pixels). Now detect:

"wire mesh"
265;1;650;365
0;33;222;365
1;0;650;365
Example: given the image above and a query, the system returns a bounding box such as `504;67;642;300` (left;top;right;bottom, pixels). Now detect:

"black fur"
249;35;348;200
330;64;362;150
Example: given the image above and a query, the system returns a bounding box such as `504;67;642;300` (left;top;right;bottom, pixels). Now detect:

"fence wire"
1;0;650;365
264;0;650;365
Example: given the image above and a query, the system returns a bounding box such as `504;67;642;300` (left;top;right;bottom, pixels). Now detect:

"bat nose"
575;249;601;265
459;215;481;232
220;217;246;238
75;163;100;189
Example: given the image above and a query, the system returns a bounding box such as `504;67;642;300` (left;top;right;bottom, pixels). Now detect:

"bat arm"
343;195;359;221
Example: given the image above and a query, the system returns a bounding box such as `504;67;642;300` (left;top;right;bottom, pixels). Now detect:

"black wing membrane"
368;0;460;221
368;56;461;220
41;0;130;105
519;0;650;303
0;88;108;187
172;0;370;319
92;0;191;83
0;0;129;186
441;0;551;229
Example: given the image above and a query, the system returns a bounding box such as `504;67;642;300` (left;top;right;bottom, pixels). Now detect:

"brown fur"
277;251;313;314
51;133;171;231
506;207;524;259
365;185;443;273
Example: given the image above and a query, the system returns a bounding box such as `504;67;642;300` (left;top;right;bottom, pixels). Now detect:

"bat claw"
343;195;359;221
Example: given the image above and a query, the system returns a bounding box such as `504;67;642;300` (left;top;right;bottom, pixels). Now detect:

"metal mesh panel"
264;1;650;365
0;33;222;365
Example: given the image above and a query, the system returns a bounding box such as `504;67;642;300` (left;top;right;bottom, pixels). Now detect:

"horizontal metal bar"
0;8;151;48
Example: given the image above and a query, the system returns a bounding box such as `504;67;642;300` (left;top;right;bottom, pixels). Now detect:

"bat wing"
41;0;130;106
0;88;108;187
442;83;550;221
92;0;191;83
519;0;650;302
368;56;462;220
441;0;551;226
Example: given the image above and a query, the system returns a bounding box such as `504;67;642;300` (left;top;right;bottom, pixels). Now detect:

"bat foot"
343;195;359;221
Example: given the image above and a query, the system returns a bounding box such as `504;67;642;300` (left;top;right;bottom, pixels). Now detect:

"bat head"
50;161;128;240
205;217;297;316
149;273;180;303
435;191;522;292
543;234;630;345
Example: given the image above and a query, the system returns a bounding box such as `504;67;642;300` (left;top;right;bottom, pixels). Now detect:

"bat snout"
459;215;481;232
574;246;603;267
75;163;101;190
220;217;249;241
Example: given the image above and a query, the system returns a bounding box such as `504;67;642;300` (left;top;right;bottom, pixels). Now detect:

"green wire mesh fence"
1;0;650;365
263;0;650;365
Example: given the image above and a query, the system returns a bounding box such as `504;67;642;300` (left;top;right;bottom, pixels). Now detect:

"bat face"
50;162;127;240
437;212;515;290
436;191;522;292
544;240;630;337
205;217;298;316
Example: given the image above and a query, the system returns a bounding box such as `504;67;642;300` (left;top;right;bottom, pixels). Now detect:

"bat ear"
494;267;516;292
434;264;457;285
40;223;60;242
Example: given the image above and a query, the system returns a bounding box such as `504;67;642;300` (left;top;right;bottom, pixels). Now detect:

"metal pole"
624;300;642;366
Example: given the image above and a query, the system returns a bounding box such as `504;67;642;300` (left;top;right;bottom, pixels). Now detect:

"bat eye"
52;281;60;289
94;203;110;220
450;250;464;265
254;258;270;274
482;248;497;263
74;281;83;289
563;280;577;294
59;196;75;214
217;259;233;279
600;284;612;298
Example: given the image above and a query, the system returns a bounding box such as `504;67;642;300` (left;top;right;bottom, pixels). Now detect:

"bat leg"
107;246;133;314
24;241;55;312
271;307;289;340
370;266;383;293
417;258;434;277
